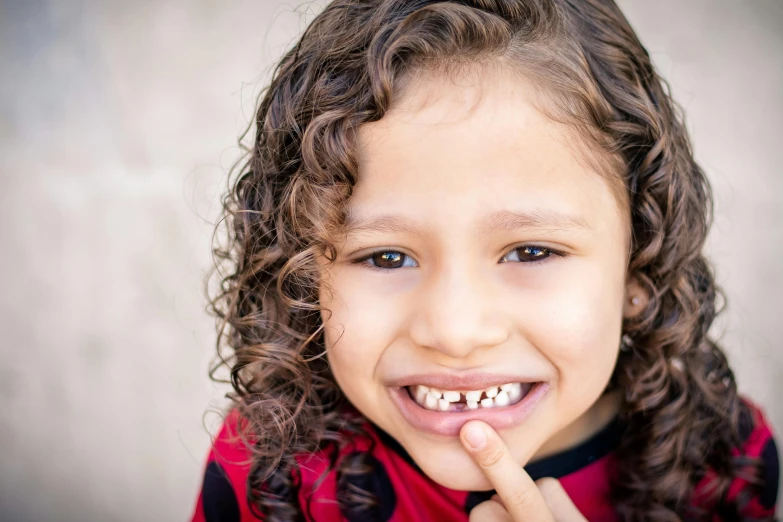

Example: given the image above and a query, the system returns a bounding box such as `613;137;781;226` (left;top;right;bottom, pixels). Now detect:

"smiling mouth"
390;379;549;436
407;382;534;412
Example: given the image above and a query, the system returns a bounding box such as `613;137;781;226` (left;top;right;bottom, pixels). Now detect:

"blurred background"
0;0;781;520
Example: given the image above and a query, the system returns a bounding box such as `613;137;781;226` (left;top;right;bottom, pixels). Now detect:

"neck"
531;389;623;462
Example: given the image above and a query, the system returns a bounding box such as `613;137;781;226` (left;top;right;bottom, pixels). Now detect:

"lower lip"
389;382;550;437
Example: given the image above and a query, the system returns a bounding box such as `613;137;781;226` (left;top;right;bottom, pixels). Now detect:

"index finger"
460;420;554;522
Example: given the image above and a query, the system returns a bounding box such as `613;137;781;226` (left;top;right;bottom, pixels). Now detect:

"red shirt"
191;399;778;521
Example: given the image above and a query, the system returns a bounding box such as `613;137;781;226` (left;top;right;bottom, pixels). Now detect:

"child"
192;0;779;520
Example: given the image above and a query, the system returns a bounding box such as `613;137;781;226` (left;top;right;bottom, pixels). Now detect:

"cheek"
319;270;397;415
546;290;622;366
524;260;625;397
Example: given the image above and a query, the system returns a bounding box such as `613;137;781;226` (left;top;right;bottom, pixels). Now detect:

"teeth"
508;383;522;403
410;382;530;411
442;391;461;402
465;390;482;402
415;386;428;404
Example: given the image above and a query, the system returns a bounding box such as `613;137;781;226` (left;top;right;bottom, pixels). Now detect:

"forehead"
351;69;627;234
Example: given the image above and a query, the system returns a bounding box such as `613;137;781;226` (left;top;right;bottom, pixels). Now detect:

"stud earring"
620;333;633;352
630;295;640;306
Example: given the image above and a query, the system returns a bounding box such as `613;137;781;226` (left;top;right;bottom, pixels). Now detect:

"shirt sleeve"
723;399;780;520
191;410;259;522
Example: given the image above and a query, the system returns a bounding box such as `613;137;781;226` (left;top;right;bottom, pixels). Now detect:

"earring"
669;357;684;372
630;295;640;306
620;333;633;352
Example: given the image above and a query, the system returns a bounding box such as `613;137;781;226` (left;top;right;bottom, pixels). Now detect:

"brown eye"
357;250;418;270
373;251;403;268
501;245;553;263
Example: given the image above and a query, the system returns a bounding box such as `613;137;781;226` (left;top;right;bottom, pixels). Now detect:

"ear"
623;275;650;319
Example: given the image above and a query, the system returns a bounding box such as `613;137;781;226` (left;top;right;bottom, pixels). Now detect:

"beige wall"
0;1;780;520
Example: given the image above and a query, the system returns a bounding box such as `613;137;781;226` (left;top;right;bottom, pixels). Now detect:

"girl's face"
319;68;635;491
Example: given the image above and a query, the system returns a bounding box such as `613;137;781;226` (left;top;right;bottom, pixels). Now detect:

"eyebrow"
343;209;591;238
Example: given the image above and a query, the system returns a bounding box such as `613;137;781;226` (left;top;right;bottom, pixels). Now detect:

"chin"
397;424;550;492
408;443;495;491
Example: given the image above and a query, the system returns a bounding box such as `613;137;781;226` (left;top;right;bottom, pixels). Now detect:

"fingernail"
464;423;487;450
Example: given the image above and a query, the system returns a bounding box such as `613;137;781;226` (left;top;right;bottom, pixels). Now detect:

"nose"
408;262;509;359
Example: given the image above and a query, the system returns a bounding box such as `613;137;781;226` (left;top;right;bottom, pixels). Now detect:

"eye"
354;250;418;271
353;245;561;271
500;245;559;264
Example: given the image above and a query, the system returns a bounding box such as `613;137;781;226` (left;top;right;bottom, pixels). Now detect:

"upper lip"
385;372;542;391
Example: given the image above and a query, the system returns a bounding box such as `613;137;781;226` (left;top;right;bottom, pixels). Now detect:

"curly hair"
207;0;763;519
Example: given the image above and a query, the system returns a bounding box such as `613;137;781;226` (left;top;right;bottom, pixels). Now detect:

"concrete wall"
0;1;780;520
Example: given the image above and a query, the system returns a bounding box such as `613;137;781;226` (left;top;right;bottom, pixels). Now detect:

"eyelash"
352;245;565;272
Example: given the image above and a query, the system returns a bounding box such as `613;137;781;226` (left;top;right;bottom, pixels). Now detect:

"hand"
459;420;588;522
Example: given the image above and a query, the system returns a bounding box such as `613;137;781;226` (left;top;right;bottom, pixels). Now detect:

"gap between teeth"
411;382;527;412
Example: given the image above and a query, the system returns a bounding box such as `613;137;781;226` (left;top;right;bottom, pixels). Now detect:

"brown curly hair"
208;0;764;519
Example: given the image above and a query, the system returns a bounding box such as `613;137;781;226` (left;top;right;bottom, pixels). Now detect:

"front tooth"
465;390;482;402
429;388;442;399
443;391;460;402
508;383;523;403
438;398;451;411
481;397;494;408
415;386;428;404
425;393;438;410
485;386;499;398
494;390;510;407
500;383;514;392
467;400;479;409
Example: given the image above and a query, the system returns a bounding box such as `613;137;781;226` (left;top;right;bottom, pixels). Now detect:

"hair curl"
208;1;763;520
